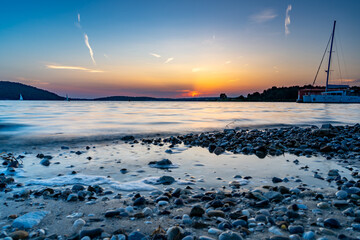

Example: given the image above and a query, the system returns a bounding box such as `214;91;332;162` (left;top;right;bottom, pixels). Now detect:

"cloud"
225;61;231;65
75;13;81;29
164;57;174;64
192;68;202;72
46;64;103;73
340;78;360;84
16;77;49;85
285;5;292;35
84;33;96;65
251;9;277;23
149;52;161;58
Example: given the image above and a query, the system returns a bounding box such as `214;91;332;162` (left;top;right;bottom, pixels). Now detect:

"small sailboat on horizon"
19;94;23;101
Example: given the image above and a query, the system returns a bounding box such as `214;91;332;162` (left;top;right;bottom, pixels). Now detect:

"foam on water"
25;174;158;191
24;174;195;191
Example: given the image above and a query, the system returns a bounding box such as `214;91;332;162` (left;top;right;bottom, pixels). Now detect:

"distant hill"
95;96;218;101
95;96;160;101
234;85;318;102
0;81;64;100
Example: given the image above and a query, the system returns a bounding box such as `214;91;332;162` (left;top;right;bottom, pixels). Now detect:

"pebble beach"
1;123;360;240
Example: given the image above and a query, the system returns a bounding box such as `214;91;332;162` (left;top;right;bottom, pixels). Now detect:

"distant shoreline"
1;80;359;102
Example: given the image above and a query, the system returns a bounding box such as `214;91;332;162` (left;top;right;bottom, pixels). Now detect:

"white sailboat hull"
303;94;360;103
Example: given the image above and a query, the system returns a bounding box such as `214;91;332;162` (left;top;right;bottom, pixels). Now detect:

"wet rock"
269;237;290;240
288;225;304;234
317;202;330;209
207;210;225;218
72;184;85;192
272;177;283;183
264;191;284;201
148;159;176;169
218;231;243;240
121;135;135;141
174;198;184;206
302;231;315;240
12;211;49;229
335;190;348;199
190;205;205;217
67;194;78;202
73;218;86;231
133;196;146;206
9;230;29;240
324;218;341;229
158;176;175;185
268;226;283;235
142;207;153;217
79;228;104;239
105;210;120;218
214;147;225;155
328;169;340;177
166;226;184;240
40;159;50;166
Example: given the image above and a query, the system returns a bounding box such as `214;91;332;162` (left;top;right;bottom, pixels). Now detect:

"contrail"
46;64;103;73
78;13;80;23
84;33;96;65
285;5;292;35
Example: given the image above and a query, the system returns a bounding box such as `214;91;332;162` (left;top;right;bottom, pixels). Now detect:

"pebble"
9;230;29;240
166;226;184;240
190;205;205;217
302;231;315;240
73;218;86;230
12;211;49;229
324;218;341;229
336;190;348;199
288;225;304;234
79;228;103;239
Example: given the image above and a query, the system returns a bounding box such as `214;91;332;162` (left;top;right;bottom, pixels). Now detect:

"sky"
0;0;360;98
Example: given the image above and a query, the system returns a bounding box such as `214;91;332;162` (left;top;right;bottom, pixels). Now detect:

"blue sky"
0;0;359;98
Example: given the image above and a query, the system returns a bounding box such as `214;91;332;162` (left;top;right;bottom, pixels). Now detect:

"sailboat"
65;94;69;101
298;21;360;103
19;94;23;101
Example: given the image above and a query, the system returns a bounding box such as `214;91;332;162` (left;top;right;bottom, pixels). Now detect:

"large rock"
12;211;49;229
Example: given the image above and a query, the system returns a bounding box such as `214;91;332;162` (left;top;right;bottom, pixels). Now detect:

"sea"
0;100;359;192
1;101;359;147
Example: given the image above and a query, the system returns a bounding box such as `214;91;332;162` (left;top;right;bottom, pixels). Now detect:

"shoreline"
1;124;360;240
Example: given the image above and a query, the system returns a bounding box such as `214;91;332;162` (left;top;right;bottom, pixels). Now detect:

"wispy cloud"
285;5;292;35
16;77;49;85
192;67;207;72
75;13;81;29
251;9;277;23
273;66;279;73
164;57;174;64
225;61;231;65
84;33;96;65
46;64;103;73
149;52;161;58
340;78;360;84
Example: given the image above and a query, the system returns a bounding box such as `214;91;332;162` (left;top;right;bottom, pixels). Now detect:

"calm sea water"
0;101;359;146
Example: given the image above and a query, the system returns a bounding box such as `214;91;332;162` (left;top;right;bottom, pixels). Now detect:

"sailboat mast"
326;20;336;92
